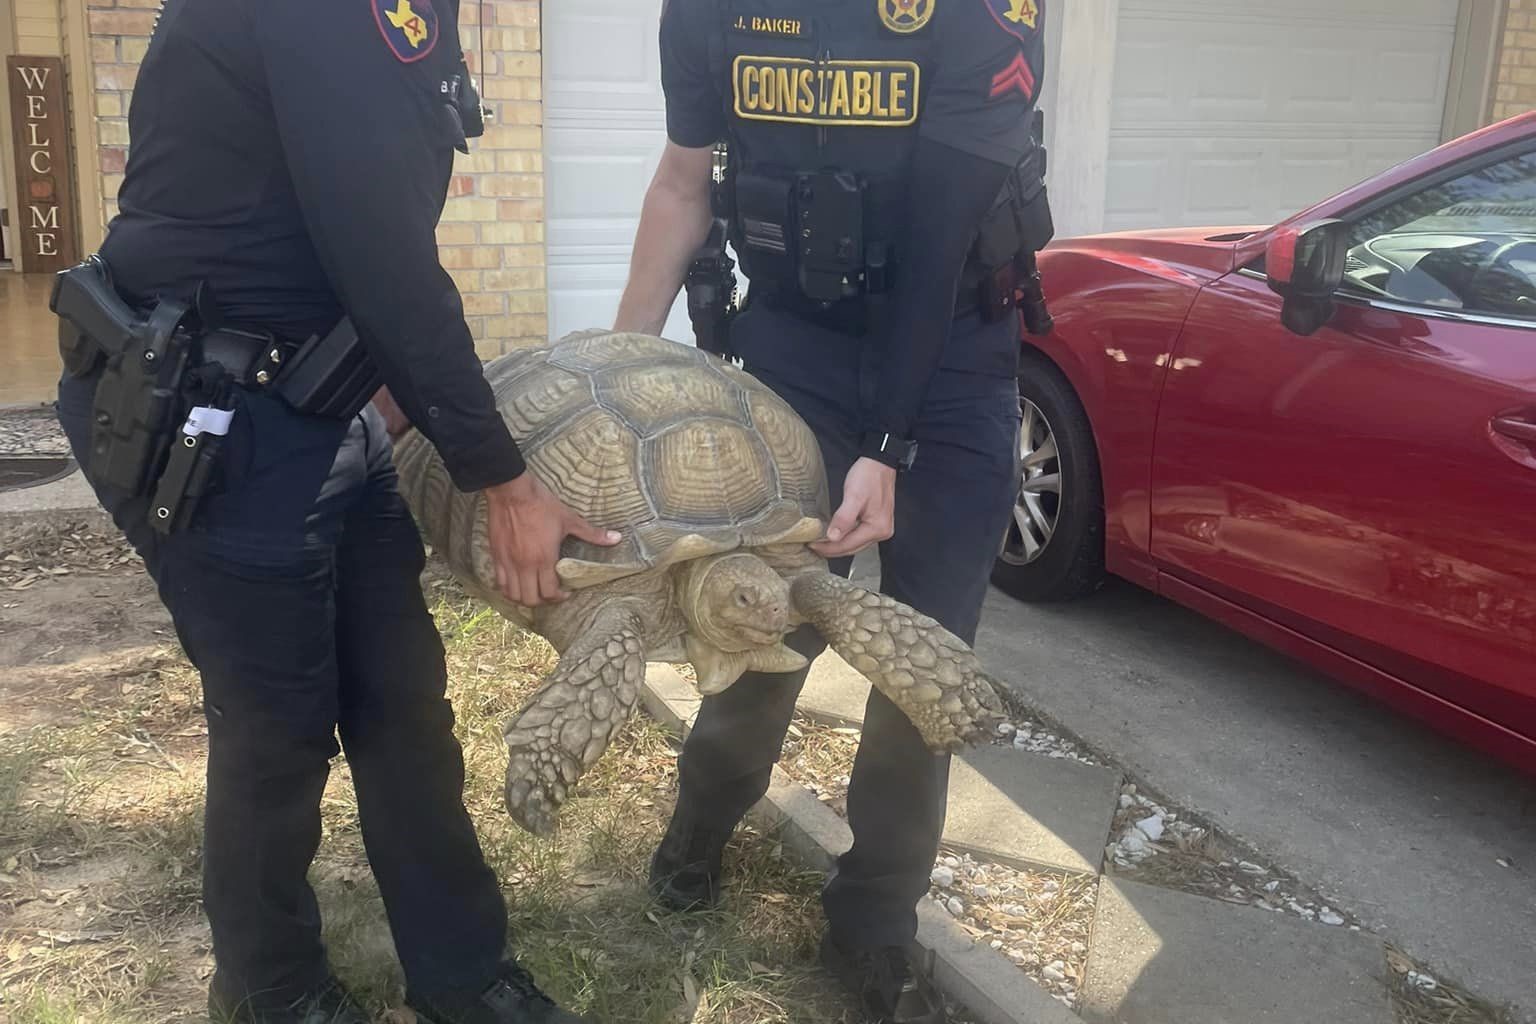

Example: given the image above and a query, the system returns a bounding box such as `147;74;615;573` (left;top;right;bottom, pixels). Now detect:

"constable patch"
878;0;934;34
984;0;1039;41
733;56;920;126
730;14;810;38
373;0;439;63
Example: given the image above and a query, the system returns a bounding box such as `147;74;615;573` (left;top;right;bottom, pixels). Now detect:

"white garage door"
542;0;693;343
1105;0;1459;231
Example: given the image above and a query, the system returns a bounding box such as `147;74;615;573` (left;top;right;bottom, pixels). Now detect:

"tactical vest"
708;0;936;320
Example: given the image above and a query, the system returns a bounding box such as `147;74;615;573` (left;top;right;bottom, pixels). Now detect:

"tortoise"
392;330;1007;836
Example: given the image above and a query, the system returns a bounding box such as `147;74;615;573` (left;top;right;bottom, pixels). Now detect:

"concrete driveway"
960;575;1536;1021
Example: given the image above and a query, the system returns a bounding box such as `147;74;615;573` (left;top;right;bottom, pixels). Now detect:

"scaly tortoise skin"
393;330;1007;835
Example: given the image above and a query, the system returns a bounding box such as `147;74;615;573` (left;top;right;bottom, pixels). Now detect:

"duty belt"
199;327;303;390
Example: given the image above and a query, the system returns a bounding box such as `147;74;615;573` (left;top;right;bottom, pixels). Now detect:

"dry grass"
0;562;865;1023
1385;946;1515;1024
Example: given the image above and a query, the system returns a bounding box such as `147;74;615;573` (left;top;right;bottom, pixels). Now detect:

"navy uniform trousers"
56;372;506;1012
675;300;1023;952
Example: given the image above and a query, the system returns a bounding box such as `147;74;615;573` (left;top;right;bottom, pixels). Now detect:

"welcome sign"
8;56;79;273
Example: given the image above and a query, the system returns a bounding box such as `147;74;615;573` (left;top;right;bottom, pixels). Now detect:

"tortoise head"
677;553;809;694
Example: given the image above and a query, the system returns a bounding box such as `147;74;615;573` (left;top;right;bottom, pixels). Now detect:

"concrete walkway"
784;653;1405;1024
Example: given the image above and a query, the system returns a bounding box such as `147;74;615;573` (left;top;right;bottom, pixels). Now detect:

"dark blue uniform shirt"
658;0;1047;443
98;0;524;492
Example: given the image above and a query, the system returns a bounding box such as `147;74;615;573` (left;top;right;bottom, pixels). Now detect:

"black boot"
648;806;733;912
208;976;371;1024
820;934;946;1024
409;960;588;1023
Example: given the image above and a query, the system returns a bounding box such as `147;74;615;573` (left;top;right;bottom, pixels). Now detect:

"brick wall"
1494;0;1536;121
81;0;547;355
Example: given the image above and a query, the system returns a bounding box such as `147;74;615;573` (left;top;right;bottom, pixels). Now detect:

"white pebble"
996;722;1016;736
1042;965;1066;982
946;897;965;916
990;939;1004;950
931;866;956;888
972;885;991;901
1119;795;1135;809
1070;941;1087;954
1407;971;1439;992
943;855;961;868
1135;815;1166;842
1263;880;1280;893
1120;832;1149;855
1007;949;1027;964
1238;861;1267;875
1319;911;1345;926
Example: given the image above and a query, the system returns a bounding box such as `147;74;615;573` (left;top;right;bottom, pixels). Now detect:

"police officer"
613;0;1050;1021
50;1;615;1021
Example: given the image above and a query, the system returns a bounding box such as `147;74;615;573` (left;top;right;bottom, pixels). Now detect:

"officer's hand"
370;386;412;440
484;475;622;607
811;458;897;559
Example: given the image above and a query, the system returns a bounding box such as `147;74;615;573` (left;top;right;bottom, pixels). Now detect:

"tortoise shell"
394;331;830;596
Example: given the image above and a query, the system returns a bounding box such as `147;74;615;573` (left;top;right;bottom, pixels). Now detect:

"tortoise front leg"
789;573;1007;753
502;603;646;836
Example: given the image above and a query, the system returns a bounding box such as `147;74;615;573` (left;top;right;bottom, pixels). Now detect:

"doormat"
0;457;77;494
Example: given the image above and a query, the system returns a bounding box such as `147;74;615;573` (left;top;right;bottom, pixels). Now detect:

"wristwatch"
859;431;918;472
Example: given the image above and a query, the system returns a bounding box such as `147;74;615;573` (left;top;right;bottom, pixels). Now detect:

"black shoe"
820;935;946;1024
208;976;370;1024
410;960;589;1024
647;808;732;912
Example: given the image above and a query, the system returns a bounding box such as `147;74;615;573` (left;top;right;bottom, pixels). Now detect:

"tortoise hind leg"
788;573;1007;753
503;603;646;836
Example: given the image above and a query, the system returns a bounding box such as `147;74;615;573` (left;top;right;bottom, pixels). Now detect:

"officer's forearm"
615;146;714;334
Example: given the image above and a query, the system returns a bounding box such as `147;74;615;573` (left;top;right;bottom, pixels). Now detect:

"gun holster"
51;260;200;498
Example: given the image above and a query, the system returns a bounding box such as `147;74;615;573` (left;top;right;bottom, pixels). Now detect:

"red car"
996;112;1536;774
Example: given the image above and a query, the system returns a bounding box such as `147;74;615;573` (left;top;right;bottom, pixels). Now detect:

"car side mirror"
1265;218;1348;336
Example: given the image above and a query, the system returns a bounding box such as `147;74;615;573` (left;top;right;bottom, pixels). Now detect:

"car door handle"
1492;415;1536;445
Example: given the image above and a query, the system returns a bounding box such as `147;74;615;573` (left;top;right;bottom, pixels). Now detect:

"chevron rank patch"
989;51;1036;100
374;0;439;63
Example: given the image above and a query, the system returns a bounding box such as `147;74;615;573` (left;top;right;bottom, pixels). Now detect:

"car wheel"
991;359;1106;602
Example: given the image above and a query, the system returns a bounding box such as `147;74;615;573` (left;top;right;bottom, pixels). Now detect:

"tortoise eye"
735;588;755;608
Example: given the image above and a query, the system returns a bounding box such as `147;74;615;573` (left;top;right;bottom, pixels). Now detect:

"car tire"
991;357;1106;603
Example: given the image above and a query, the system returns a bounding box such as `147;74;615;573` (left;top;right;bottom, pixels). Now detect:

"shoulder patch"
373;0;440;63
983;0;1039;40
988;51;1036;101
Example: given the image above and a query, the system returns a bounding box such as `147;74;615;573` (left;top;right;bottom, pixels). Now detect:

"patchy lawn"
0;522;865;1023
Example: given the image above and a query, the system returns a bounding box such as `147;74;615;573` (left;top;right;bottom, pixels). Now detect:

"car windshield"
1340;150;1536;318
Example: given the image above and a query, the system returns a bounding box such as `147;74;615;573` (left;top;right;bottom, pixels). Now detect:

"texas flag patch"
373;0;439;63
983;0;1039;41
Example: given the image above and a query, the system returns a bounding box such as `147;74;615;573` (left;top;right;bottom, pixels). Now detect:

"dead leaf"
36;929;117;945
